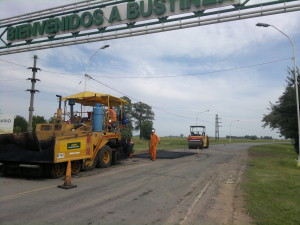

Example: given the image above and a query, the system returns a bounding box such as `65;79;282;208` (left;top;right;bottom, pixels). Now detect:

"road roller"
187;125;209;149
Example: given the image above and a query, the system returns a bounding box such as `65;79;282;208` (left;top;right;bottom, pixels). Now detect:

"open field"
132;136;290;152
243;144;300;225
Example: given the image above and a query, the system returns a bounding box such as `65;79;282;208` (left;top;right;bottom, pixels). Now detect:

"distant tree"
120;96;134;138
251;135;257;140
180;134;184;138
32;115;47;131
261;136;272;140
13;115;28;133
132;102;155;139
245;135;258;140
140;121;153;140
48;116;56;124
262;67;299;154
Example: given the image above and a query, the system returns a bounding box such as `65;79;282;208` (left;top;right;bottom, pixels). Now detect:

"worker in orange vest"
149;128;160;161
107;107;117;129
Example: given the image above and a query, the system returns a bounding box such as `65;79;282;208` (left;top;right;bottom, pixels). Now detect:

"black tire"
96;145;112;168
206;141;209;149
200;142;204;149
71;161;81;175
50;163;66;178
111;151;118;164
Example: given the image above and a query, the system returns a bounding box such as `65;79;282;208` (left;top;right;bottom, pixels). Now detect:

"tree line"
13;97;155;140
225;135;272;140
262;67;299;154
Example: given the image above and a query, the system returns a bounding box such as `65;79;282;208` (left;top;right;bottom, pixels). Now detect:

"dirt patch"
248;152;277;157
205;151;255;225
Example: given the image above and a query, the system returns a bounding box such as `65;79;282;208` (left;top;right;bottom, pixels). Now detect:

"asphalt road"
0;143;263;225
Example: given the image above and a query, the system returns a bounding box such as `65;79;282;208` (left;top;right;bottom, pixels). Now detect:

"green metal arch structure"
0;0;299;55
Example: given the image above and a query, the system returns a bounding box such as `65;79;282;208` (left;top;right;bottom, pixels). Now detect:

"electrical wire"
0;56;292;79
0;90;26;92
0;58;28;68
0;68;25;72
91;57;293;79
88;76;213;123
41;70;83;76
0;56;290;131
40;57;292;79
0;79;26;81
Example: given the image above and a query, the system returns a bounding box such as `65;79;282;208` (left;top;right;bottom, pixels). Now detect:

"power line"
88;75;196;120
0;56;292;80
0;78;26;81
0;58;28;68
0;68;25;72
42;70;82;76
0;90;26;92
92;57;292;79
5;57;291;79
88;76;217;126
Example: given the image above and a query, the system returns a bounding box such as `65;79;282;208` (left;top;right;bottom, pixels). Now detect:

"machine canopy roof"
62;91;128;107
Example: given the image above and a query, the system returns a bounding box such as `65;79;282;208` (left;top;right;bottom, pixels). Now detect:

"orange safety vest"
150;133;160;147
108;108;117;122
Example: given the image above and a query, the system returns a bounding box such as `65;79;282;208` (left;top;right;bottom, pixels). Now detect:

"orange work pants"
149;145;157;160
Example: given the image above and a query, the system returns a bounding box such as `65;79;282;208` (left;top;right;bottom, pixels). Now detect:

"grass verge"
243;144;300;225
132;136;289;152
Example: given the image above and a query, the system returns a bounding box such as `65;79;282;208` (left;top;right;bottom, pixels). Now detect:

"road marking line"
179;178;214;225
0;162;151;201
0;185;57;201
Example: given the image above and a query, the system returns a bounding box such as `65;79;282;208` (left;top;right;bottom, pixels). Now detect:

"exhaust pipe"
56;95;62;123
69;99;76;124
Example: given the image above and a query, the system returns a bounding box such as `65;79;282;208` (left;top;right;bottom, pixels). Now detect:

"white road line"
179;178;214;225
0;185;57;201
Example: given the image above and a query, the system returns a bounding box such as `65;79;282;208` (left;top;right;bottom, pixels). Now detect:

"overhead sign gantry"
0;0;299;55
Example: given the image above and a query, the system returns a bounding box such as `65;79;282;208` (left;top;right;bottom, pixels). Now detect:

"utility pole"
215;114;222;141
27;55;40;132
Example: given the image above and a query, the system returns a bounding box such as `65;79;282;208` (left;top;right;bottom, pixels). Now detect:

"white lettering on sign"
57;153;65;159
0;114;14;134
69;152;80;155
7;0;240;43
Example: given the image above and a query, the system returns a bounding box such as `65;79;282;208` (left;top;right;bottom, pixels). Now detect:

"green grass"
132;136;289;152
243;144;300;225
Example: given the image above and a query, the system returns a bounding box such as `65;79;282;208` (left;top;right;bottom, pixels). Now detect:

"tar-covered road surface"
0;143;265;225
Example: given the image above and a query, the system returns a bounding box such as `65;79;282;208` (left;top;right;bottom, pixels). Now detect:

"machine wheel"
111;151;118;164
199;142;204;149
71;161;81;175
50;163;66;178
96;145;112;168
206;141;209;149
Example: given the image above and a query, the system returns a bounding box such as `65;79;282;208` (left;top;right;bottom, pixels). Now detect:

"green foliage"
48;116;56;124
32;115;47;131
121;96;134;137
13;115;28;133
140;121;153;140
262;67;299;154
243;144;300;225
119;99;155;139
131;101;155;139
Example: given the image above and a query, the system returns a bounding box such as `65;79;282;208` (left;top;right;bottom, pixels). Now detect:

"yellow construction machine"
0;91;134;178
187;126;209;149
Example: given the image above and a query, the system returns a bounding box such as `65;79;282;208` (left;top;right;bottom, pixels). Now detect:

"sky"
0;0;300;138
